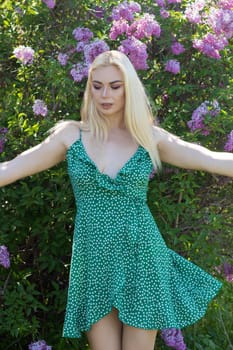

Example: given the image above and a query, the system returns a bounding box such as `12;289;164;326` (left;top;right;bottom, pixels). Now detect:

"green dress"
63;130;222;338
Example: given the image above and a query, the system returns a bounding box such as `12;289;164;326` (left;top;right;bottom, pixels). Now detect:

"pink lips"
101;103;113;110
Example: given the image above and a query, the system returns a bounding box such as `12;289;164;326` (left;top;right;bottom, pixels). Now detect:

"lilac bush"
0;127;8;153
165;59;180;74
224;131;233;151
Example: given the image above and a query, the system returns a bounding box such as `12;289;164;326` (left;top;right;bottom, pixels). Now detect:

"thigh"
122;323;157;350
86;307;123;350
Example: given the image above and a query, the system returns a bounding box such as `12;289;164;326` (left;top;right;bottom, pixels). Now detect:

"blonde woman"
1;50;233;350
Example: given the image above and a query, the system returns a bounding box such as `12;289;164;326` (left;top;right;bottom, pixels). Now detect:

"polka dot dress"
63;130;222;339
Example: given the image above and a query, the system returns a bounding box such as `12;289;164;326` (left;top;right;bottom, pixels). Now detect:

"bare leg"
86;307;123;350
122;323;157;350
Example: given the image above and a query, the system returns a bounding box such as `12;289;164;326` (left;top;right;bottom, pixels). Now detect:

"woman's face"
91;65;125;119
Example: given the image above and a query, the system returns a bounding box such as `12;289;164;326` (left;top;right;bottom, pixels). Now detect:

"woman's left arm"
155;127;233;177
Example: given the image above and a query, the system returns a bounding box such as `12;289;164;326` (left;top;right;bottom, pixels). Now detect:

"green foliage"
0;0;233;349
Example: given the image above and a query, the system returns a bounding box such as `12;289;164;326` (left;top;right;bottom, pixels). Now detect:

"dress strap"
79;128;82;141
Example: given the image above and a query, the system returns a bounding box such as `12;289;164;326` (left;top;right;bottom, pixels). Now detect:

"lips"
101;103;113;109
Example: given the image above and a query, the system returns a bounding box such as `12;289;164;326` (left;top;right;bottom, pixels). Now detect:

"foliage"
0;0;232;349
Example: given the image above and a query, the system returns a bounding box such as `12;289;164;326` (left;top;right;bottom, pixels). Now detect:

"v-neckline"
80;137;141;181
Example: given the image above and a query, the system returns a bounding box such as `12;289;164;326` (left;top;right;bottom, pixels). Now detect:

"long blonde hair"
81;50;161;169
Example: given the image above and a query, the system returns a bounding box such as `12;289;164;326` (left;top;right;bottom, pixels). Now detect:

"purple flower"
160;8;170;18
72;27;93;42
187;100;220;135
28;340;52;350
13;45;35;65
109;19;129;40
171;42;185;55
224;130;233;152
165;59;180;74
57;53;69;66
223;262;233;282
32;100;48;117
84;40;110;65
193;33;228;59
184;0;206;24
156;0;166;7
167;0;182;3
112;1;141;21
207;8;233;39
42;0;55;9
70;63;89;82
92;6;105;18
218;0;233;9
14;6;24;15
118;37;148;70
0;245;10;269
76;42;86;52
161;328;186;350
127;13;161;39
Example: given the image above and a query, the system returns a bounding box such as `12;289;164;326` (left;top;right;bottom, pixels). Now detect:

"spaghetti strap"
79;128;82;140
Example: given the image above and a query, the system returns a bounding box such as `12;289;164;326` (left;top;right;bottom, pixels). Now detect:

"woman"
0;50;233;350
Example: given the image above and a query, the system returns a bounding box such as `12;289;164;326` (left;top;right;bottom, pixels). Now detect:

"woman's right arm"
0;121;80;187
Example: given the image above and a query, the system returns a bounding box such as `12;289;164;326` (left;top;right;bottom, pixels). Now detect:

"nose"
102;86;110;98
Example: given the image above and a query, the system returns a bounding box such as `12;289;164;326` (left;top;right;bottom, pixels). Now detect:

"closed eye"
111;85;121;90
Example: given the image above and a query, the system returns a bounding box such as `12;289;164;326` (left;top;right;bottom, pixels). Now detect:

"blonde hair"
81;50;161;169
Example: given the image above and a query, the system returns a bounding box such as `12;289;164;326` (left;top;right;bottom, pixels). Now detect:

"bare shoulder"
50;120;81;150
152;125;180;144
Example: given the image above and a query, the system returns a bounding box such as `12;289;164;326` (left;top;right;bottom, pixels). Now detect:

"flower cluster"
57;26;109;82
215;261;233;282
0;245;10;269
109;1;161;70
161;328;186;350
0;127;8;153
32;99;48;117
185;0;233;59
28;340;52;350
224;130;233;152
187;100;220;135
13;45;35;65
42;0;56;9
165;59;180;74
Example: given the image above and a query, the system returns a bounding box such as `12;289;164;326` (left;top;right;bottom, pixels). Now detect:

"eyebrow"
92;80;124;84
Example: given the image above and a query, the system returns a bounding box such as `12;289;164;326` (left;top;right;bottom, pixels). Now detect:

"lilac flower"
149;168;157;180
167;0;182;3
160;8;170;18
72;27;93;42
28;340;52;350
118;37;148;70
187;100;220;135
171;42;185;55
13;45;35;65
156;0;166;7
70;63;89;82
109;19;129;40
0;245;10;269
42;0;56;9
14;6;23;15
207;8;233;39
193;33;228;59
127;14;161;39
112;1;141;21
76;42;86;52
84;40;110;65
184;0;206;24
223;262;233;282
57;53;69;66
165;59;180;74
218;0;233;9
32;100;48;117
93;6;105;19
161;328;186;350
224;130;233;151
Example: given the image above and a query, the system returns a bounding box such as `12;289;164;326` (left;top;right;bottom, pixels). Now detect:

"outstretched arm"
0;121;80;187
154;127;233;177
